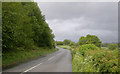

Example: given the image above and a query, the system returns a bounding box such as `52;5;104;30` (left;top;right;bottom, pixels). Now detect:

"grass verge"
2;47;58;69
58;45;71;50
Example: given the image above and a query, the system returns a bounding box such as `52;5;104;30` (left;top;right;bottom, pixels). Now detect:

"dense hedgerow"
59;44;118;72
79;44;98;50
72;45;118;72
78;44;98;56
2;2;55;53
108;44;118;50
91;50;118;72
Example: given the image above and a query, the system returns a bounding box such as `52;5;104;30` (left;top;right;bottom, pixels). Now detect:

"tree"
69;41;76;46
56;41;64;45
78;36;87;45
78;34;102;48
63;39;71;45
2;2;55;52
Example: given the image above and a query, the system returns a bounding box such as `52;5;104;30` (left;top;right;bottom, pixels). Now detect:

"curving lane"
3;47;73;73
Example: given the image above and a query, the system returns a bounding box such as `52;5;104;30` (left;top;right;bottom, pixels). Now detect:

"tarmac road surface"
3;47;73;73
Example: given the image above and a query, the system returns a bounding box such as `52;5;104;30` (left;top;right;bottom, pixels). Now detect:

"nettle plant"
79;44;99;56
72;44;118;72
91;51;118;72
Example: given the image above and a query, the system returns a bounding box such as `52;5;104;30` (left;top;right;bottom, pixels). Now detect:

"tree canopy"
2;2;55;52
56;41;64;45
69;41;76;46
78;34;102;48
63;39;71;45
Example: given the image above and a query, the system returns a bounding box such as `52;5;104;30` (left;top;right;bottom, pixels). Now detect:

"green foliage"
59;43;118;72
78;34;102;48
56;41;64;45
79;44;98;50
3;46;58;67
63;39;71;45
58;45;71;50
72;46;118;72
69;41;76;46
102;43;111;47
108;44;118;50
2;2;55;52
72;53;97;72
118;43;120;48
79;44;98;56
91;50;118;72
78;36;86;45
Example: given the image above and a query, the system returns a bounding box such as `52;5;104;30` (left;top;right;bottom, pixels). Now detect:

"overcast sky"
37;2;118;43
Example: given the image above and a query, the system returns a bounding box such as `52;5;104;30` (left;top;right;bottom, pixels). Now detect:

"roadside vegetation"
3;47;58;68
2;2;119;72
2;2;57;68
57;34;118;72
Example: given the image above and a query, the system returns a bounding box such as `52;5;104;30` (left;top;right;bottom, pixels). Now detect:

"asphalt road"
3;47;73;73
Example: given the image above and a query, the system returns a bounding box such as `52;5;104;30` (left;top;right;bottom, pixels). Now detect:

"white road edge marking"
22;63;42;73
48;56;55;61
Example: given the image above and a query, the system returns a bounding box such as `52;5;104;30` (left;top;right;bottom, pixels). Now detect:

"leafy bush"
72;53;98;72
78;34;102;48
71;48;76;59
72;47;118;72
108;44;118;50
56;41;64;45
78;44;98;56
63;39;71;45
69;41;76;46
79;44;98;50
91;50;118;72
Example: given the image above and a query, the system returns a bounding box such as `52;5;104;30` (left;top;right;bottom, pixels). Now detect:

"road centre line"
47;56;55;61
22;63;42;73
22;54;56;73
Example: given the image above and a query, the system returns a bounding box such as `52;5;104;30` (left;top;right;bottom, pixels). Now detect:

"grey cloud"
38;2;118;43
38;2;117;20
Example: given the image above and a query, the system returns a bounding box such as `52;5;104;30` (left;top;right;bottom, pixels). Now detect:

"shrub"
69;41;76;46
78;34;102;48
91;50;118;72
108;44;118;50
72;47;118;72
79;44;98;50
56;41;64;45
79;44;98;56
63;39;71;45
